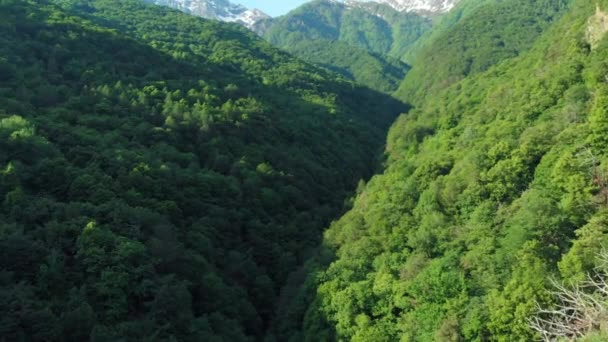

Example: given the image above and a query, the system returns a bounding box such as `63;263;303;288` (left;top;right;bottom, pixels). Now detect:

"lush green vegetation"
397;0;572;104
260;0;431;92
274;39;410;93
263;0;432;60
401;0;497;62
274;0;608;340
7;0;608;340
0;0;406;340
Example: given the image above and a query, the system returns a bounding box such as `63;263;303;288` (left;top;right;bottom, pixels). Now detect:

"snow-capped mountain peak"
145;0;460;31
344;0;459;14
145;0;270;29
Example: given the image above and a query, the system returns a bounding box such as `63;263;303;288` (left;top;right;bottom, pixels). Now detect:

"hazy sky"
236;0;311;16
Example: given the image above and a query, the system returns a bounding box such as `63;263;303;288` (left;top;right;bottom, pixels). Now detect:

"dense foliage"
276;0;608;340
260;0;431;92
274;40;409;93
7;0;608;340
400;0;495;63
396;0;572;104
0;0;406;340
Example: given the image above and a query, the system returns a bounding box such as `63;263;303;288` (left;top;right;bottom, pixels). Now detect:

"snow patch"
343;0;459;14
145;0;270;29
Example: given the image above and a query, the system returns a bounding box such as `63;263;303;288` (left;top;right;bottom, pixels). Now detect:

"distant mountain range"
144;0;270;28
344;0;459;14
140;0;459;93
145;0;460;30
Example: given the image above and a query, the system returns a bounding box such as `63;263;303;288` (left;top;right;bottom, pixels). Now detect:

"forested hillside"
280;0;608;340
397;0;571;104
399;0;495;62
269;39;410;93
6;0;608;340
0;0;406;340
260;0;431;92
262;1;432;61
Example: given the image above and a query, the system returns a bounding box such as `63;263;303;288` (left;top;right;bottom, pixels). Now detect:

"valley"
3;0;608;341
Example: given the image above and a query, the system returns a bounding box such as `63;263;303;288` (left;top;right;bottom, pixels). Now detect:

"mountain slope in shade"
0;0;407;340
279;39;411;93
145;0;270;28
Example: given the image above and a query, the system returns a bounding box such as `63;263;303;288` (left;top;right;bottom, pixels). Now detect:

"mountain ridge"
262;0;432;61
257;0;432;91
343;0;460;14
145;0;462;31
144;0;270;28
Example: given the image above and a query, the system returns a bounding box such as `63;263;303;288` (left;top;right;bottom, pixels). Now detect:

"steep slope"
261;0;431;92
267;0;608;340
400;0;497;62
396;0;571;104
144;0;270;29
0;0;406;340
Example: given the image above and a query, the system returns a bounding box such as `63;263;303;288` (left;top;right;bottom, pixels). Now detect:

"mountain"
144;0;270;28
140;0;457;93
260;0;431;91
143;0;460;31
0;0;406;340
345;0;460;15
9;0;608;341
263;0;432;61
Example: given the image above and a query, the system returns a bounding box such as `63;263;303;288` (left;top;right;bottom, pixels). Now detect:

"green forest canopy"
5;0;608;341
